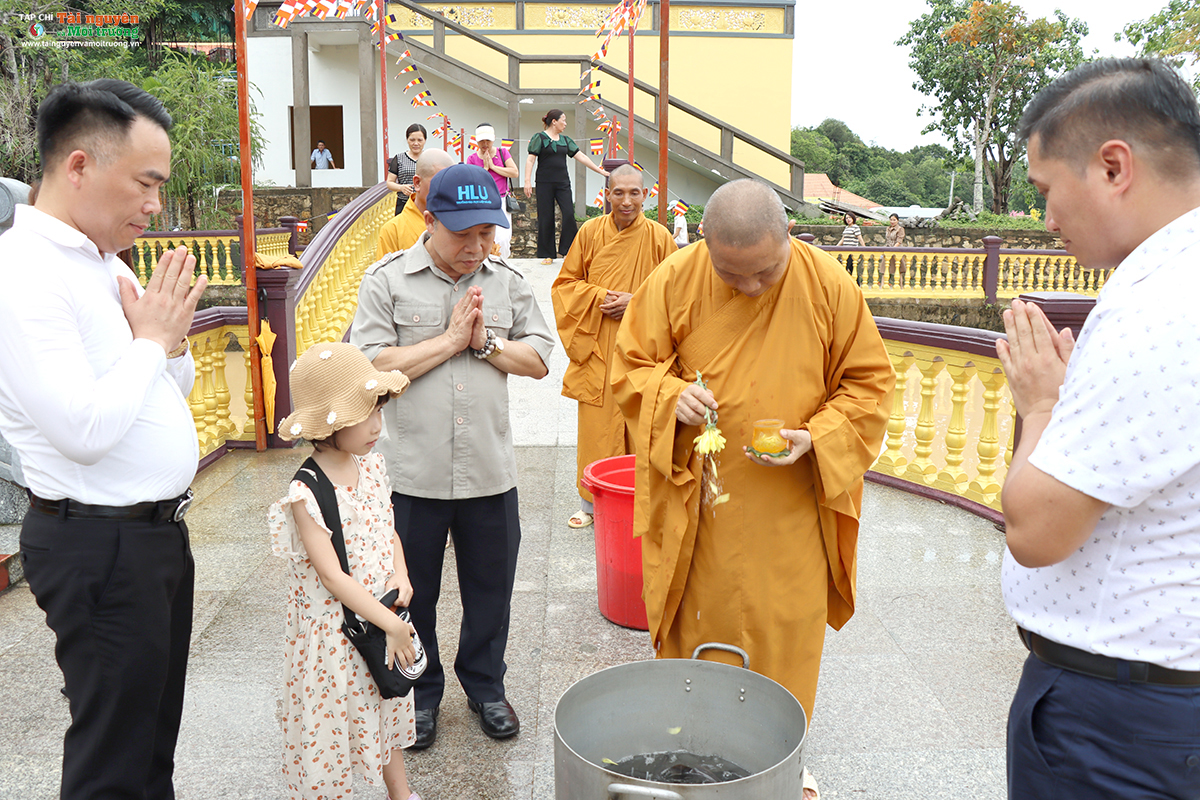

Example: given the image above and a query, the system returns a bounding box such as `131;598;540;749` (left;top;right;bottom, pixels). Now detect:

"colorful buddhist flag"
395;49;411;64
334;0;353;19
589;139;604;155
384;12;401;24
403;76;424;93
313;0;336;20
399;63;417;74
295;220;309;232
631;161;645;172
382;31;401;43
411;91;436;107
647;181;659;199
501;138;515;149
427;112;447;121
243;0;259;21
469;135;478;151
673;200;690;217
326;210;339;221
578;80;600;96
592;187;606;208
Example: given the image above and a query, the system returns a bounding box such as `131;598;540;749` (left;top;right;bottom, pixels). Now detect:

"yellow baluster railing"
294;191;394;348
255;231;292;261
132;234;241;286
871;332;1016;516
181;322;252;459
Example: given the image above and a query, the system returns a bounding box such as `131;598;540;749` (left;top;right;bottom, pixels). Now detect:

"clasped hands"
994;299;1075;419
599;290;632;320
118;245;207;356
445;285;490;353
674;384;813;466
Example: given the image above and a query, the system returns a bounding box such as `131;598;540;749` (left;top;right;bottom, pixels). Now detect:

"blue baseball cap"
425;164;511;232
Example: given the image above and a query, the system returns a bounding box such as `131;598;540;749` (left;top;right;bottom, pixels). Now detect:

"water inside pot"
605;750;752;784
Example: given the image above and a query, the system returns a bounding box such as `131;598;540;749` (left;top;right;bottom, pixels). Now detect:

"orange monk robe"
376;197;426;259
611;237;893;719
552;212;677;502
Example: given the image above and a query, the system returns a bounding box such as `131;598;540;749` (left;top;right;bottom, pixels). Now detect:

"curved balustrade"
131;228;295;286
293;183;393;353
870;318;1016;521
997;250;1110;297
185;307;254;467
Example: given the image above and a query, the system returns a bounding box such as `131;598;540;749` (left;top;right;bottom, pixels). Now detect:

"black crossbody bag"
293;457;426;699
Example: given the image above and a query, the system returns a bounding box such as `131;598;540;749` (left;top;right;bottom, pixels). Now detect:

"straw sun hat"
279;342;409;442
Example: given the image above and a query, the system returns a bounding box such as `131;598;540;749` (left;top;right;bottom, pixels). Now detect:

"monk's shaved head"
416;148;455;178
607;163;643;187
702;180;788;248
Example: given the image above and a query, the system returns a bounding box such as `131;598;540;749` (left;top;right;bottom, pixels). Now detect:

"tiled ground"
0;258;1027;799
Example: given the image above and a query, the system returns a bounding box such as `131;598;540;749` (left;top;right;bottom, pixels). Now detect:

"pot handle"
607;784;685;800
691;642;750;669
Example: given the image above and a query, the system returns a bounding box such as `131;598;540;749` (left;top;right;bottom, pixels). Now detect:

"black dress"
528;131;580;258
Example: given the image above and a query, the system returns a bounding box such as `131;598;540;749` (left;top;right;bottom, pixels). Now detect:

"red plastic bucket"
581;454;648;630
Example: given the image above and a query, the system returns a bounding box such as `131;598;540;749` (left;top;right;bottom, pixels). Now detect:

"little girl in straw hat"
268;342;422;800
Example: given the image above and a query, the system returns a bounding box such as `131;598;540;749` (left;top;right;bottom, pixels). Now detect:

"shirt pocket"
393;304;445;347
482;304;514;338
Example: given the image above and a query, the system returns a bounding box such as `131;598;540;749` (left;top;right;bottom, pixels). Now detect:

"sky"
789;0;1152;153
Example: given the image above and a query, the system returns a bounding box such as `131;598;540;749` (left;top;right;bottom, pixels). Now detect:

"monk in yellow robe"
611;180;893;723
551;164;677;527
376;149;453;258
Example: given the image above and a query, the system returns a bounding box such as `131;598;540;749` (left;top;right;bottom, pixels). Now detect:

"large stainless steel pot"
554;644;807;799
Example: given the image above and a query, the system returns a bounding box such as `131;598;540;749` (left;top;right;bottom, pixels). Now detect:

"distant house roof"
803;173;880;209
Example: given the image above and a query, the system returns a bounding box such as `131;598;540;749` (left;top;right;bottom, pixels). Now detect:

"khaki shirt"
351;237;555;499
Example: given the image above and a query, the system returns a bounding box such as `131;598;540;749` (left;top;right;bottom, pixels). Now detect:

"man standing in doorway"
310;139;336;170
998;58;1200;799
0;79;207;799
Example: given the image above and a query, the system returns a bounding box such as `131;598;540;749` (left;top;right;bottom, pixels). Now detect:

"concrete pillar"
574;107;585;219
358;24;378;187
292;29;311;188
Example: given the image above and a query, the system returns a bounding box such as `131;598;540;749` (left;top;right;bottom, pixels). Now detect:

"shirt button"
456;383;464;391
412;314;420;322
492;314;499;321
454;286;460;292
1189;755;1200;768
456;417;464;424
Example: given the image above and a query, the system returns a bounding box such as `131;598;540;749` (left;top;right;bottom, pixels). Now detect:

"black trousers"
535;180;577;258
392;489;520;710
20;510;194;800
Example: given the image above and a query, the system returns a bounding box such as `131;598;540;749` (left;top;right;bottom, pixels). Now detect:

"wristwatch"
487;336;505;360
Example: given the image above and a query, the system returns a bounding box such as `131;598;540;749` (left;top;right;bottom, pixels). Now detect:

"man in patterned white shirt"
996;58;1200;799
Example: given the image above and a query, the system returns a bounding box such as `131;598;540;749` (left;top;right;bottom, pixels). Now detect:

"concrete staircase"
387;0;812;211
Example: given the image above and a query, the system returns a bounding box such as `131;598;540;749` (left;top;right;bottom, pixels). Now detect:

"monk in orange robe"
611;180;893;724
376;149;453;258
552;164;677;527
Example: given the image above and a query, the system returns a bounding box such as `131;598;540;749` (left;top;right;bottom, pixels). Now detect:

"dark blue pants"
535;179;577;258
392;489;521;710
20;511;194;800
1008;653;1200;799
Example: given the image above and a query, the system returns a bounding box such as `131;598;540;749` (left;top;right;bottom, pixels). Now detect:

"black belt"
1018;627;1200;687
28;489;194;524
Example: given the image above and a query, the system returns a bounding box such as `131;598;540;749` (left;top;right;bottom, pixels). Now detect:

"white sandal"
568;511;594;528
803;767;820;799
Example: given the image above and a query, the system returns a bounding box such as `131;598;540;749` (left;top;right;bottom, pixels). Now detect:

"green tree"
1121;0;1200;88
898;0;1087;214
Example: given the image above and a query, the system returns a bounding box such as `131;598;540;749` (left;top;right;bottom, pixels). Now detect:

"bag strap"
292;457;361;629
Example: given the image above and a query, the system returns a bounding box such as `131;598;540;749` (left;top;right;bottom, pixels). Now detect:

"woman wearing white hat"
466;124;518;258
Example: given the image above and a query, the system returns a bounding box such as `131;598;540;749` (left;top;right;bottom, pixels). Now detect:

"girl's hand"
385;573;414;607
386;618;418;669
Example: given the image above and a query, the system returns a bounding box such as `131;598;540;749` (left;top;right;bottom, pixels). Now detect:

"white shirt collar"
15;204;105;261
1106;205;1200;291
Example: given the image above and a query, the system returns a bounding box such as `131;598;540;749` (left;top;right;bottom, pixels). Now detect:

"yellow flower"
694;425;726;455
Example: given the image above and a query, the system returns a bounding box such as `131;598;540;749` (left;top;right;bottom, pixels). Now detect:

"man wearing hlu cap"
351;164;555;748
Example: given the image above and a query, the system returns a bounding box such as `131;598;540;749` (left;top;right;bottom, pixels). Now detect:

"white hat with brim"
279;342;409;442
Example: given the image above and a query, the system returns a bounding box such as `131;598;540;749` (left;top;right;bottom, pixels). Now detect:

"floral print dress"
268;452;416;800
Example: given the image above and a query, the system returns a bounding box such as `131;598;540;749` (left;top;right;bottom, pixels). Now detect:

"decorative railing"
869;318;1015;521
184;307;254;467
294;184;393;353
803;235;1112;302
130;224;299;286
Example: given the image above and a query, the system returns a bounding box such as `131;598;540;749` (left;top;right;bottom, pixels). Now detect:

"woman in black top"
386;123;426;215
524;109;609;263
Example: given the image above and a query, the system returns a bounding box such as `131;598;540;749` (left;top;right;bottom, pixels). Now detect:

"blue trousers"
392;489;521;710
1008;653;1200;799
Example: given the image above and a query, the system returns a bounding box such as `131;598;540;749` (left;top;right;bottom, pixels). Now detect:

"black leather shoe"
467;698;520;739
411;706;439;750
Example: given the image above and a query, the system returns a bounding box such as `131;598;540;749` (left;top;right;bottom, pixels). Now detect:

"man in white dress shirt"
0;80;207;799
997;58;1200;799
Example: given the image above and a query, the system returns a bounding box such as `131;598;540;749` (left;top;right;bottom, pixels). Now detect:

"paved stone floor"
0;258;1027;799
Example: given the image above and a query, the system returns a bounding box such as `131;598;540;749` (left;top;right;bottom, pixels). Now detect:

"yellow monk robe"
611;237;893;718
552;212;677;502
376;197;426;259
